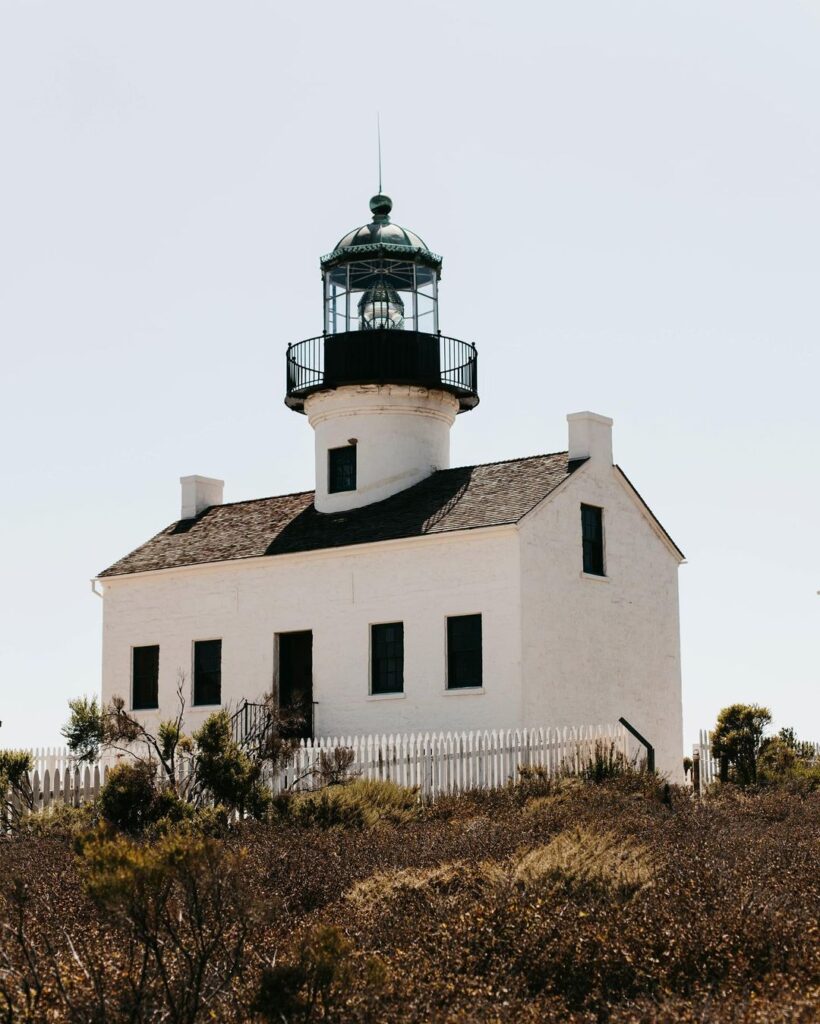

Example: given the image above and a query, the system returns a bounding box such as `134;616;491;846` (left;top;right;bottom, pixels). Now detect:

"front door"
277;631;313;738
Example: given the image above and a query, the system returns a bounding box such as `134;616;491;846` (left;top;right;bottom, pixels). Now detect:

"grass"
2;773;820;1021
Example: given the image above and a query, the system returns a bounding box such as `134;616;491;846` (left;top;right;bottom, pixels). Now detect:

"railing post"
618;717;655;774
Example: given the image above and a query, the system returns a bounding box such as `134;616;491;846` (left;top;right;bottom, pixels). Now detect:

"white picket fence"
276;723;630;799
692;729;820;794
4;723;630;822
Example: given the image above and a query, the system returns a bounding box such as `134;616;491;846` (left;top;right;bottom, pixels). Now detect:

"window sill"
131;707;159;713
191;703;223;709
366;692;405;701
443;686;485;696
580;571;609;582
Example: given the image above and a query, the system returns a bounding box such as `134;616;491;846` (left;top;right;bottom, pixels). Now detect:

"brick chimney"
180;475;224;519
567;411;613;466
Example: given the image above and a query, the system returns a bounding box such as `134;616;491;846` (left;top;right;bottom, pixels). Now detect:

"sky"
1;0;818;752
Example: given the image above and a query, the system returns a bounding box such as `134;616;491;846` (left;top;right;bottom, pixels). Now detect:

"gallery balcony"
285;329;479;414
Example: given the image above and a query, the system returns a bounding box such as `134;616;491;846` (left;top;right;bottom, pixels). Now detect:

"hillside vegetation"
2;767;820;1022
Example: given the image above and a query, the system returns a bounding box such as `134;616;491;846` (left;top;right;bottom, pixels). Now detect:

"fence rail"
3;723;630;824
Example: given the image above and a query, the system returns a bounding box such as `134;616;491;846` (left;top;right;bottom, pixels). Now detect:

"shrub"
194;710;271;819
99;762;157;833
79;827;255;1022
579;739;634;783
24;801;98;838
711;703;772;786
516;764;555;801
61;695;105;763
0;751;33;828
280;780;420;829
757;730;820;792
315;746;358;786
513;825;654;900
253;924;387;1023
99;762;193;834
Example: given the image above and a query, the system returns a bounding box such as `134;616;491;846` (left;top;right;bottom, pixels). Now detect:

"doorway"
276;631;313;738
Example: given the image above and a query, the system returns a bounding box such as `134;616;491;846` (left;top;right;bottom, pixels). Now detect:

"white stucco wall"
305;385;458;513
518;461;684;781
100;436;683;781
101;527;523;739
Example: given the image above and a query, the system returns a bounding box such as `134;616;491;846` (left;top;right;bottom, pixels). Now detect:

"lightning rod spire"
377;113;383;194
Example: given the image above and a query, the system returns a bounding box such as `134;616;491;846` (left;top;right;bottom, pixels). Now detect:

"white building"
97;193;685;779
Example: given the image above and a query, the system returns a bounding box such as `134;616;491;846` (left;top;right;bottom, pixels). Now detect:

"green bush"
99;762;192;835
24;802;98;838
194;710;271;819
580;739;634;783
711;704;772;786
279;780;420;829
253;924;388;1023
1;750;35;829
75;826;255;1020
757;730;820;792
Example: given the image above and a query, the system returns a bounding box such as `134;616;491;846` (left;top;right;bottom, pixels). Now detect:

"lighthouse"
97;185;685;780
285;194;478;513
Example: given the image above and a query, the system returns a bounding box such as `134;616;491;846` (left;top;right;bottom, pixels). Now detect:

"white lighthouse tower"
285;193;478;512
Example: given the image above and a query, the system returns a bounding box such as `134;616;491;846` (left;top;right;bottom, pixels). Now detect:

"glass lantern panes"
324;259;439;335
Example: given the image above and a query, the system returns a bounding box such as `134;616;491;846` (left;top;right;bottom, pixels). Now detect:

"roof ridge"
448;450;568;471
199;453;569;513
204;488;315;511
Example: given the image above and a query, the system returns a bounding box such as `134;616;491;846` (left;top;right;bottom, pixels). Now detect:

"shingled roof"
99;452;575;579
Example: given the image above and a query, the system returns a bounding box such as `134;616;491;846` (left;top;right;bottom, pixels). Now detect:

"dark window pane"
371;622;404;694
132;645;159;710
194;639;222;706
581;504;605;576
447;614;483;689
328;446;356;493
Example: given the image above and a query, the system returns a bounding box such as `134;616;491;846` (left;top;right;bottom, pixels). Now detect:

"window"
371;622;404;694
581;504;605;576
132;645;159;710
328;445;356;493
447;614;483;689
193;639;222;706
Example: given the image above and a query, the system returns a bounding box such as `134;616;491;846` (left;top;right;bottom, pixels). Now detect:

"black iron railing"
230;698;314;747
286;335;325;395
230;700;268;747
285;330;478;412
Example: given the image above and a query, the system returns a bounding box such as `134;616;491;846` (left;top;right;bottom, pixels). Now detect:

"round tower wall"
305;385;458;513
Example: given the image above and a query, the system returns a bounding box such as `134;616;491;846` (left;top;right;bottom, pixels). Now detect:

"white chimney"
180;475;224;519
567;411;613;466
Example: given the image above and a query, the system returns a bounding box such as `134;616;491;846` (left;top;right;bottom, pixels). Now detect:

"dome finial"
370;193;392;220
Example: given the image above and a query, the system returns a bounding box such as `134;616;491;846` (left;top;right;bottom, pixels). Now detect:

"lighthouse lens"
358;279;405;330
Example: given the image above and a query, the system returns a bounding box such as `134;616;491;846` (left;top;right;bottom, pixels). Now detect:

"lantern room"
285;194;478;414
322;194;440;335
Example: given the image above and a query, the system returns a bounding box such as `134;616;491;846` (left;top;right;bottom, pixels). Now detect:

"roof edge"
614;466;686;562
95;520;521;583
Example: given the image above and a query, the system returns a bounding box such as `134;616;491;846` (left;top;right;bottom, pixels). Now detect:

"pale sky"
1;0;818;752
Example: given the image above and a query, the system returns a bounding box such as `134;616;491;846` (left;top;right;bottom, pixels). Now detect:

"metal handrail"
285;331;478;401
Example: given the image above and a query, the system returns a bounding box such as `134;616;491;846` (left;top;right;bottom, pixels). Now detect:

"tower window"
447;614;483;689
371;622;404;695
581;504;605;576
132;645;159;710
328;445;356;493
193;639;222;706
